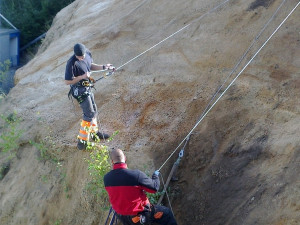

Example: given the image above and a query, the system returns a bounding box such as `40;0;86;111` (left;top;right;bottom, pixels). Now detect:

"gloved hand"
83;71;90;78
106;64;115;70
153;170;160;176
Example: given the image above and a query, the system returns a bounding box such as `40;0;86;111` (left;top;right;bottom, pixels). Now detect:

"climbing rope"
160;173;174;215
158;0;300;171
104;207;118;225
156;136;190;219
115;0;231;71
90;0;231;84
99;1;298;224
197;0;287;124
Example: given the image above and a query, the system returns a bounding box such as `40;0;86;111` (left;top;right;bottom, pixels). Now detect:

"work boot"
92;131;110;140
77;139;87;150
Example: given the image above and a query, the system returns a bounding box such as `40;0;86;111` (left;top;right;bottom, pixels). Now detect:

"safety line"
115;0;231;71
91;0;230;81
158;0;300;171
160;174;174;216
197;0;287;124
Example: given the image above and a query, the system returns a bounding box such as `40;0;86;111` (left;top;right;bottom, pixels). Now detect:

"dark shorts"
117;205;177;225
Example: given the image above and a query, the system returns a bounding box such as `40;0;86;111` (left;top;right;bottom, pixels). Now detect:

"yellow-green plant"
0;112;23;157
50;219;62;225
147;190;166;205
0;60;12;95
85;144;111;201
30;137;60;163
29;125;60;163
0;60;11;82
85;131;119;208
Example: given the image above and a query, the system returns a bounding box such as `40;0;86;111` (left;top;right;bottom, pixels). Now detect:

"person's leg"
116;214;137;225
90;92;98;114
80;94;96;122
89;93;110;140
151;205;178;225
77;95;96;150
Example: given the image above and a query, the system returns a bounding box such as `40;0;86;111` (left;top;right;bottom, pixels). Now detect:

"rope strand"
115;0;231;71
197;0;287;123
158;0;300;171
160;174;174;215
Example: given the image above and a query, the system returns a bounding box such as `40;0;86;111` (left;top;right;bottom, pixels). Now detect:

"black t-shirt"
65;50;93;81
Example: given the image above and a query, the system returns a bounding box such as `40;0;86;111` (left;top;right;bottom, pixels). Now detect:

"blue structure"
0;28;20;67
0;13;20;67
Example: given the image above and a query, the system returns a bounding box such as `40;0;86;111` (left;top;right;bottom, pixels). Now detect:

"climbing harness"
81;80;93;87
104;207;118;225
68;84;90;104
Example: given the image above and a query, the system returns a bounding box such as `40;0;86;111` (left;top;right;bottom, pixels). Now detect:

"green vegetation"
0;112;23;181
0;0;74;47
28;120;71;198
0;112;23;158
29;135;60;163
85;131;119;208
0;60;12;95
147;190;165;205
59;168;71;199
50;219;62;225
85;144;111;204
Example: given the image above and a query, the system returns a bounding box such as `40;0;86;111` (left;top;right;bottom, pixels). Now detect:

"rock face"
0;0;299;224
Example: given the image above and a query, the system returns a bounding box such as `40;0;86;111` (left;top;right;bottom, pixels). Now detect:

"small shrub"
85;144;111;201
0;60;12;94
0;60;11;82
50;219;62;225
0;112;23;157
85;131;119;208
30;132;60;163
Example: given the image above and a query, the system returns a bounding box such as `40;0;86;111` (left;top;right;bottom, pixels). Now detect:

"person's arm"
91;63;114;71
91;63;105;71
65;73;89;85
138;170;160;193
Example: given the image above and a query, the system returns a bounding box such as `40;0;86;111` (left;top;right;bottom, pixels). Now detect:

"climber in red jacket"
104;148;178;225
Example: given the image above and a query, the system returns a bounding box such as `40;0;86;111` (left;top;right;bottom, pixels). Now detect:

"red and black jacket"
104;163;160;216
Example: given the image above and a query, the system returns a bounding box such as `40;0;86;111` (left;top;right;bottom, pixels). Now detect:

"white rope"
197;0;287;124
158;0;300;171
89;0;230;82
159;174;174;216
115;0;231;71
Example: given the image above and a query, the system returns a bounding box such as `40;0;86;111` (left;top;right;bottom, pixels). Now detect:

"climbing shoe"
91;131;110;141
77;140;87;150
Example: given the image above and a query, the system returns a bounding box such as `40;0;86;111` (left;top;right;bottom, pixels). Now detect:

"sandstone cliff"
0;0;299;224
